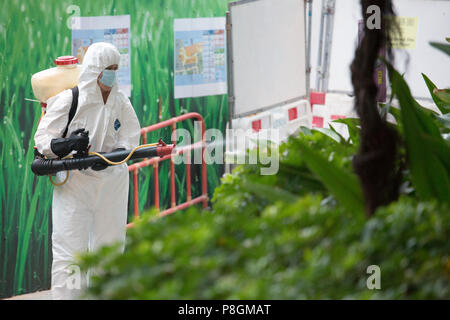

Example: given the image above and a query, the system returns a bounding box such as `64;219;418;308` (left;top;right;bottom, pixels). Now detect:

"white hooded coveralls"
34;43;141;300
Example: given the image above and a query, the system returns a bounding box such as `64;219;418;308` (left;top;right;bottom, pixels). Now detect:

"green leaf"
329;124;347;143
412;100;441;136
379;103;390;119
311;127;342;143
293;139;365;214
299;126;313;136
420;133;450;170
388;106;401;123
434;88;450;105
332;118;360;144
422;73;450;114
388;63;450;203
430;41;450;56
435;113;450;131
241;180;298;204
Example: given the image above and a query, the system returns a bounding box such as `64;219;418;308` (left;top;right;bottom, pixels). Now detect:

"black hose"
31;146;160;176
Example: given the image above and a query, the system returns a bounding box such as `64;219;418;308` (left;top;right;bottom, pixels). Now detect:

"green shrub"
80;194;449;299
79;131;449;299
212;132;357;218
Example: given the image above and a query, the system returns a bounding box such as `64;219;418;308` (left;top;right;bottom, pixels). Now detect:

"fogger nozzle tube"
31;144;175;176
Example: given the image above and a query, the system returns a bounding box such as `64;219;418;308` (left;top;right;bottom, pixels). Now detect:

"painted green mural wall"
0;0;232;298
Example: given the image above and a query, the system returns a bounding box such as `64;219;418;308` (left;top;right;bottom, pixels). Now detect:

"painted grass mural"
0;0;231;298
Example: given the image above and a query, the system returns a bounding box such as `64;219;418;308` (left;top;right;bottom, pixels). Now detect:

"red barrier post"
127;112;209;226
133;169;139;218
186;152;191;202
170;123;176;208
153;162;159;211
200;120;208;208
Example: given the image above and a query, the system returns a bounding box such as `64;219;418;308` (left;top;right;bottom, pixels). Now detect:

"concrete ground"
4;290;52;300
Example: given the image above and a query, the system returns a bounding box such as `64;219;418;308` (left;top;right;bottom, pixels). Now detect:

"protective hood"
78;42;121;105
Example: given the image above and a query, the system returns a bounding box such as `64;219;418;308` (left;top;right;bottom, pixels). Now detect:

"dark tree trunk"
351;0;402;216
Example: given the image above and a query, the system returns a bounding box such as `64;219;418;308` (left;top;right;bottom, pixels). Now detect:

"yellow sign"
390;17;418;49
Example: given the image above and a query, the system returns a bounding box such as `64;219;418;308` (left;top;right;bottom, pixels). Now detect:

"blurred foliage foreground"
80;45;450;299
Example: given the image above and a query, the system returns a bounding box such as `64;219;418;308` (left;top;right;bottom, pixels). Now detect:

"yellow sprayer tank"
31;56;81;103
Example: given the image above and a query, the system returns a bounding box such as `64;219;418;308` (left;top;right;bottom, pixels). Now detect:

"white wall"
309;0;450;99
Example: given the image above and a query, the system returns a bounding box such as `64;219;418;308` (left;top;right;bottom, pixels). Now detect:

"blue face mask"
99;69;116;87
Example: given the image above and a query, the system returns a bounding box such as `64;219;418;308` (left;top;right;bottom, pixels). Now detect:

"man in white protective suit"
34;42;141;299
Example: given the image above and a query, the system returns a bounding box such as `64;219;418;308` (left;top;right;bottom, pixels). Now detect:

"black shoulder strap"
62;86;79;138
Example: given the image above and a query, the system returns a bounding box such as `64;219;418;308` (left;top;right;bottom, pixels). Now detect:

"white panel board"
229;0;307;117
309;0;450;99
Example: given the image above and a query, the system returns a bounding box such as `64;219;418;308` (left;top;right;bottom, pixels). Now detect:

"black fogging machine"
31;139;175;176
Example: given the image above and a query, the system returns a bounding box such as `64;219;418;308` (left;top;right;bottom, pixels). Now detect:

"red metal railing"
127;112;208;228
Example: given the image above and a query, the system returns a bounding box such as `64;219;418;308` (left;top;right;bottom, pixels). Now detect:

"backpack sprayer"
30;55;174;186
